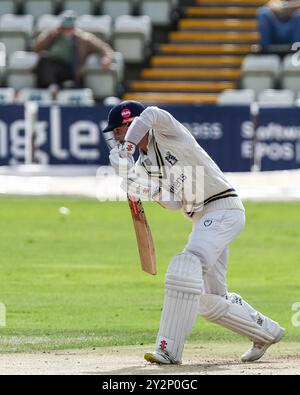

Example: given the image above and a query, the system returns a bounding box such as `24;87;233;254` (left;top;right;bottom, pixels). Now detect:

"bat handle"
128;195;140;217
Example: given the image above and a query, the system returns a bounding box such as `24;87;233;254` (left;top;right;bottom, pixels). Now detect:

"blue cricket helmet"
103;100;145;133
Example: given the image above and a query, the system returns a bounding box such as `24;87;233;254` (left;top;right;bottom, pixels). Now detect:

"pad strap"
199;293;282;344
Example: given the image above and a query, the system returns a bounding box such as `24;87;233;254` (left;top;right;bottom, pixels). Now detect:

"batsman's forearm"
125;117;150;146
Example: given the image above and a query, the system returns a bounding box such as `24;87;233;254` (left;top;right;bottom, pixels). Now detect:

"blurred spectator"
32;10;114;88
257;1;300;50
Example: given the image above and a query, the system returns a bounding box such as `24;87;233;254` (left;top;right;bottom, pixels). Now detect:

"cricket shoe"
144;351;180;365
241;327;285;363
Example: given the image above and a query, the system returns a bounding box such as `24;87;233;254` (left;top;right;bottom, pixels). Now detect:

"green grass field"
0;197;299;353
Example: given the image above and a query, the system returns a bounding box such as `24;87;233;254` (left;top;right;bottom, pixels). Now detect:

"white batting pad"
156;253;203;362
199;293;284;345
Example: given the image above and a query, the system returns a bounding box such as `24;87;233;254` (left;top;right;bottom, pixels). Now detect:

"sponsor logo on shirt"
169;173;187;194
165;151;178;166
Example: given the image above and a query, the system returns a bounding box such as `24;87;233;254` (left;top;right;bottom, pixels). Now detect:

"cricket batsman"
103;100;285;365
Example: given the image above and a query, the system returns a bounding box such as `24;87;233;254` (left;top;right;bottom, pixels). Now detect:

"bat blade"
128;196;157;275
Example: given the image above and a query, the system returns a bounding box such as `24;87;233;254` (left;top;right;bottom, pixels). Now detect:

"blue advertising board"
0;105;25;166
36;105;110;165
256;107;300;171
161;105;252;172
0;103;300;171
0;105;110;166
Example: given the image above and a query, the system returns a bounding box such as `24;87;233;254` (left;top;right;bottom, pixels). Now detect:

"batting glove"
118;141;136;158
109;146;135;177
121;177;159;201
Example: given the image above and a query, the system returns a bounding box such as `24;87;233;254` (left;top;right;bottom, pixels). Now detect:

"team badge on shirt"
165;151;178;166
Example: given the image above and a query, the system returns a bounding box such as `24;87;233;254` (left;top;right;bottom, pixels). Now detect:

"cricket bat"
127;196;157;275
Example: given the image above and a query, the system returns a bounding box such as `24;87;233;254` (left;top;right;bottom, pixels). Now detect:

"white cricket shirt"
125;106;244;220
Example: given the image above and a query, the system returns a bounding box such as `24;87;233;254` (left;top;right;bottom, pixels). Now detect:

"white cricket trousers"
184;209;246;296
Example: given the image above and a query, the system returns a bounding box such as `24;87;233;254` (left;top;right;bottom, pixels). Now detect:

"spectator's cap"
59;10;77;28
103;100;145;133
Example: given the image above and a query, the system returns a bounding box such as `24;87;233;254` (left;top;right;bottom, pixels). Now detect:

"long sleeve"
82;31;114;59
125;106;182;145
32;29;60;52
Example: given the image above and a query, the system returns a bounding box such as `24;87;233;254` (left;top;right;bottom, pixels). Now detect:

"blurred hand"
52;27;62;37
101;55;112;68
268;0;283;11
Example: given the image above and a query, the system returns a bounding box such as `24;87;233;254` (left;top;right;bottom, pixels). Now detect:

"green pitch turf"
0;197;299;352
